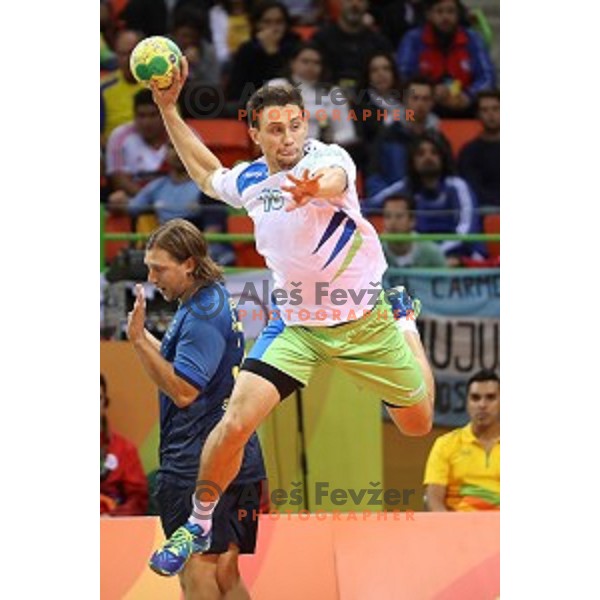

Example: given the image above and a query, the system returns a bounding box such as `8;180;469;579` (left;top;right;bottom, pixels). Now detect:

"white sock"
396;316;419;335
188;497;216;535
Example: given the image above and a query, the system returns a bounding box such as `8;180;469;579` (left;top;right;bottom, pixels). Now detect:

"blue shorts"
154;473;264;554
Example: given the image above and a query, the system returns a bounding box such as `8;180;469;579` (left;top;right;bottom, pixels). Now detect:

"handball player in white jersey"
147;57;436;578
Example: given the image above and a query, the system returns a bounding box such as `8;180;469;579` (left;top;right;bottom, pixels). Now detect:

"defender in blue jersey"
126;219;266;599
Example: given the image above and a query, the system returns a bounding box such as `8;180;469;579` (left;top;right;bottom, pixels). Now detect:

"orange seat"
439;119;482;158
326;0;341;20
108;0;128;17
227;215;266;268
356;170;365;199
293;25;317;41
368;215;384;233
186;119;252;167
105;213;133;263
483;213;500;259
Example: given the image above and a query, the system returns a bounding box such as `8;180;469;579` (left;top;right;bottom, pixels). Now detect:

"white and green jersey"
211;139;387;326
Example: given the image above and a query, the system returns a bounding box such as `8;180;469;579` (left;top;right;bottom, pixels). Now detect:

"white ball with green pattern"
130;36;182;90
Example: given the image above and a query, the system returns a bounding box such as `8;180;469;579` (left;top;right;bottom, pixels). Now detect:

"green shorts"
242;295;427;407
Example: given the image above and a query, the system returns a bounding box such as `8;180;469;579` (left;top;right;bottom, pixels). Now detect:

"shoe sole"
148;562;180;577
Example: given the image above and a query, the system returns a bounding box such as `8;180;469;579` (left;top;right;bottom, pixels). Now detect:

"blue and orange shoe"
386;286;421;320
148;522;211;577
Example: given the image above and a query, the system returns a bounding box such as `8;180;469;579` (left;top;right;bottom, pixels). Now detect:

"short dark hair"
467;369;500;393
133;88;156;110
476;89;500;110
290;41;322;61
383;194;416;215
402;76;434;100
246;82;304;128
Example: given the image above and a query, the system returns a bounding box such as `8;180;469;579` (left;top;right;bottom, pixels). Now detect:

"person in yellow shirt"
101;30;144;145
424;369;500;511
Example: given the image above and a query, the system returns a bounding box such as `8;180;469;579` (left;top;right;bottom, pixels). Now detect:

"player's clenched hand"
149;56;189;110
282;169;324;212
127;284;146;344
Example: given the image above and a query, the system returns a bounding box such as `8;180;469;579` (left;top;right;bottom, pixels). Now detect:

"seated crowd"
101;0;500;270
100;0;500;517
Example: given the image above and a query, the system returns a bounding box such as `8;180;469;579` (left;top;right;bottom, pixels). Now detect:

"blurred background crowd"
100;0;500;271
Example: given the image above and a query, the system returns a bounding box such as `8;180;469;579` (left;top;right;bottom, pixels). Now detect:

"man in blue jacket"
365;132;486;262
397;0;496;117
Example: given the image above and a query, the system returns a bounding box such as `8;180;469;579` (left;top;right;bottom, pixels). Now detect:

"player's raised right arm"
150;57;222;199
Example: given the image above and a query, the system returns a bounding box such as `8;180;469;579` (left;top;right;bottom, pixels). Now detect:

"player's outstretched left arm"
282;167;347;212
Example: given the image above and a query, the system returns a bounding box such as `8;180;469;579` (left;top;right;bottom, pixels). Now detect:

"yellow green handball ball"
130;36;182;90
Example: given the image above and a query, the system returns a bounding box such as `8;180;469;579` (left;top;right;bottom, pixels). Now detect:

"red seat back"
483;213;500;259
186;119;252;167
326;0;341;20
227;215;266;268
293;26;317;41
368;215;385;233
439;119;482;157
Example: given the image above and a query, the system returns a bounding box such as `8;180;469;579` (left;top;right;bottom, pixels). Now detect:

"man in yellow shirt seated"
424;369;500;511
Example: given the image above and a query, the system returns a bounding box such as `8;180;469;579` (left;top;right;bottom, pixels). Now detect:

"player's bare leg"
385;330;435;436
197;371;279;505
218;544;251;600
180;554;221;600
386;286;435;436
179;545;250;600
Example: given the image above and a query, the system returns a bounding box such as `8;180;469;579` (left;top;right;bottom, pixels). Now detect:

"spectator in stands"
101;374;149;516
366;131;485;263
209;0;252;70
369;0;472;48
270;43;358;147
106;90;168;202
170;6;220;86
121;143;235;265
226;1;301;104
381;195;446;287
101;30;144;144
458;90;500;211
403;76;440;133
397;0;495;118
424;369;500;511
122;142;203;223
355;52;404;147
122;0;208;37
312;0;393;92
364;77;441;196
